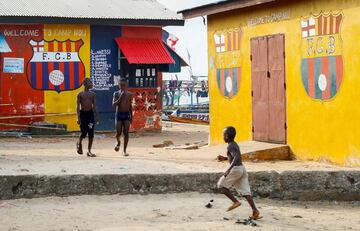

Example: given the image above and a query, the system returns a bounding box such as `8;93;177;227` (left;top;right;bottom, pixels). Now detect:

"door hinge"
267;71;271;78
251;90;254;97
283;51;286;58
250;55;252;61
284;123;287;130
284;82;286;90
252;126;254;133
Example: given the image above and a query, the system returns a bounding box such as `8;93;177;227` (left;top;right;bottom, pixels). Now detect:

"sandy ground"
0;193;359;231
0;123;357;175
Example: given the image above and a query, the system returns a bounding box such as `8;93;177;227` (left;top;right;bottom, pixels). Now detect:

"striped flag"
26;39;85;92
214;29;242;53
216;67;241;98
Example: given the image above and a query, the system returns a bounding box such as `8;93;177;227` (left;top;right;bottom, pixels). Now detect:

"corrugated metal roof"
0;0;183;23
115;37;175;64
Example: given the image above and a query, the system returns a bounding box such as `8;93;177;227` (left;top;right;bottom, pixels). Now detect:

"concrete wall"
1;171;359;201
207;0;360;166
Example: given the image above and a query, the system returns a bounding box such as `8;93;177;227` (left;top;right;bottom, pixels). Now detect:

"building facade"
181;0;360;166
0;0;184;132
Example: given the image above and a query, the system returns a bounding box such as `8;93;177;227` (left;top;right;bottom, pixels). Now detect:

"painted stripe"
48;42;54;52
75;41;82;52
58;41;63;52
236;67;241;91
71;42;76;52
222;68;229;96
44;41;49;52
64;62;70;90
47;62;54;90
53;41;59;52
335;15;342;34
53;62;60;92
323;16;328;35
78;62;85;86
227;32;232;51
301;59;309;94
308;59;315;97
336;55;343;90
232;68;238;96
216;69;221;94
314;58;322;99
329;15;334;35
220;69;225;96
233;32;236;51
58;62;65;91
74;62;79;89
322;57;330;99
318;15;323;36
69;62;75;89
41;62;48;90
66;40;71;52
329;56;337;97
238;30;242;50
30;62;37;89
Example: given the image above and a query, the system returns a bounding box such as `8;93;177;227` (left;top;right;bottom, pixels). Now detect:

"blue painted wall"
90;26;121;131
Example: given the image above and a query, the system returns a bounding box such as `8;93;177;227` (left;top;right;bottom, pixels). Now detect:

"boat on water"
168;115;209;125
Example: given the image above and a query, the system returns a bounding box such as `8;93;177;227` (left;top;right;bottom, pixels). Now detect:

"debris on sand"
205;203;212;208
165;145;199;150
293;215;303;218
153;140;174;148
217;155;228;162
236;218;258;226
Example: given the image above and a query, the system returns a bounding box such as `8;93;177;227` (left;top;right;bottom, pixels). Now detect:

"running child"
218;126;261;220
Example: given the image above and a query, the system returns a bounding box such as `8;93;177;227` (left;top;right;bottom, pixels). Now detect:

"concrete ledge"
0;171;359;201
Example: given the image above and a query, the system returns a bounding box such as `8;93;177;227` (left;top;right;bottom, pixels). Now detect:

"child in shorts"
217;126;261;220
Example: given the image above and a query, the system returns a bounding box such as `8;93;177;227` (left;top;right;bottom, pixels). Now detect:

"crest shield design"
300;12;344;100
27;39;85;92
216;67;241;98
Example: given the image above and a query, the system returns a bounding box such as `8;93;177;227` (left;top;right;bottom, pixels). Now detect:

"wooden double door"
250;34;286;144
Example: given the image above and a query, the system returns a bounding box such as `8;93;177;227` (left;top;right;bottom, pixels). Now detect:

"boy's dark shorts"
79;110;95;139
116;111;131;122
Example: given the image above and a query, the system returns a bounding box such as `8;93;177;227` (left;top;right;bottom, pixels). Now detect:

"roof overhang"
178;0;276;19
0;16;184;26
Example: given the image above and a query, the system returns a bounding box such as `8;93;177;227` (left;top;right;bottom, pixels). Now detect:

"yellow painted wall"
43;25;90;131
207;0;360;166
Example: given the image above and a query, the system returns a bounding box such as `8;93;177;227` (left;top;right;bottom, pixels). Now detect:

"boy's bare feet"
87;151;96;157
114;143;120;152
76;142;83;155
226;201;241;212
249;210;262;220
123;152;129;157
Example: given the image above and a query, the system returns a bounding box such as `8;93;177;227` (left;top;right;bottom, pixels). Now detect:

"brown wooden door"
251;34;286;144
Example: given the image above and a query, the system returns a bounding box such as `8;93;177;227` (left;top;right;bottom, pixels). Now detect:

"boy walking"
112;78;132;156
76;78;99;157
218;126;261;220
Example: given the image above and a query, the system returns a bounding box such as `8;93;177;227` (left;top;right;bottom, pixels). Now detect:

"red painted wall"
0;25;44;130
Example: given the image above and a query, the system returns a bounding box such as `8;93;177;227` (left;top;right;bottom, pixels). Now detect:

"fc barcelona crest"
300;12;344;100
26;39;86;92
216;67;241;98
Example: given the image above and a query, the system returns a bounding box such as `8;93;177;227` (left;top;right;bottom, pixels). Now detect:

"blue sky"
157;0;219;80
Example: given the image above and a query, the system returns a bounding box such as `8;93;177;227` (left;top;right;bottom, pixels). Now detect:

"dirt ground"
0;123;357;175
1;193;359;231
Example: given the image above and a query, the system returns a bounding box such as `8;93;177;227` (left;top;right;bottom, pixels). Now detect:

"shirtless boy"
218;126;261;220
76;78;99;157
112;78;132;156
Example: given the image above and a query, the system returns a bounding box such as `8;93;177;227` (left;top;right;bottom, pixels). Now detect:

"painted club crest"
300;12;344;100
27;39;85;92
216;67;241;98
213;29;242;53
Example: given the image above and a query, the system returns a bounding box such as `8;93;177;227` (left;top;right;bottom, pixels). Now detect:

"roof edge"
0;16;185;26
178;0;276;19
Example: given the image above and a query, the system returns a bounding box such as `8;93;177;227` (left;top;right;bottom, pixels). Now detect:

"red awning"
115;38;175;64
